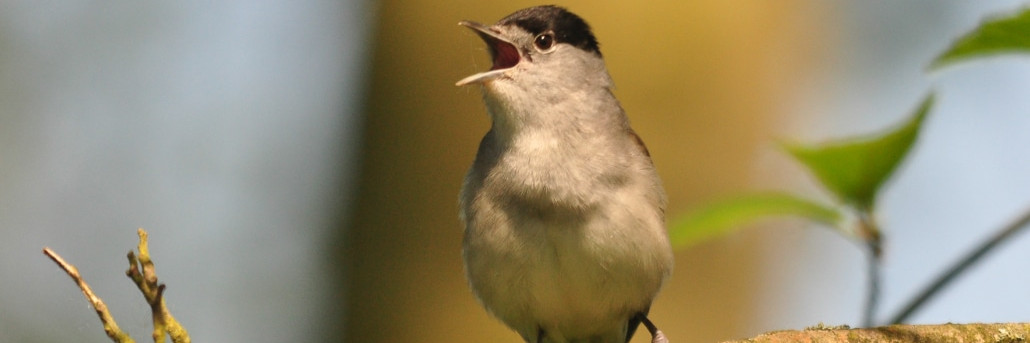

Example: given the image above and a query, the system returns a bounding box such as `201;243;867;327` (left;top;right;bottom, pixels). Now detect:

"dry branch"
44;228;190;343
42;247;135;343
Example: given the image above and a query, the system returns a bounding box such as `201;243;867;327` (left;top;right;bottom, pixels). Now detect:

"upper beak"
456;21;521;86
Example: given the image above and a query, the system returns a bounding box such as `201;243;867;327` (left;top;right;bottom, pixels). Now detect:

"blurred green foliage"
933;8;1030;70
784;94;933;212
671;94;931;248
669;193;842;248
671;7;1030;249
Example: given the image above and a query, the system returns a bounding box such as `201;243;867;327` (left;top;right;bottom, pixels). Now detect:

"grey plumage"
457;6;674;343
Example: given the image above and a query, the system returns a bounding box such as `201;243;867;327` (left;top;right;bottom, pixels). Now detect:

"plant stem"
859;212;882;327
888;206;1030;324
862;247;880;327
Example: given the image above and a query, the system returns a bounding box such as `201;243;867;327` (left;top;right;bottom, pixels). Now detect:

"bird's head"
456;6;611;94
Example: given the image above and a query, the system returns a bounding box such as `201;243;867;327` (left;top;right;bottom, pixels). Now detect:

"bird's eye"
534;33;555;51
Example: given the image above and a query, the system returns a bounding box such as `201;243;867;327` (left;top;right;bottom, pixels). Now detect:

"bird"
456;5;674;343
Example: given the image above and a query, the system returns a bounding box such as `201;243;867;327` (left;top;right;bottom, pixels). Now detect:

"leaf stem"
862;248;881;327
858;213;882;327
888;206;1030;324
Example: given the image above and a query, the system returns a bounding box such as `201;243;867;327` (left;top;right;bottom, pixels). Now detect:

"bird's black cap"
499;5;601;57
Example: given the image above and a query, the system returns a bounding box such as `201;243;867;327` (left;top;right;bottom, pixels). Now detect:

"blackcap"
457;5;674;343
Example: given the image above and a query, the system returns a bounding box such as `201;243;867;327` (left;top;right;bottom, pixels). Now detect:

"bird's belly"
465;216;660;340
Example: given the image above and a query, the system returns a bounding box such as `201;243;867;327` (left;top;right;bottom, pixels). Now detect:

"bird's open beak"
456;21;521;86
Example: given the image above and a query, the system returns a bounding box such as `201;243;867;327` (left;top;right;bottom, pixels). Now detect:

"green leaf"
932;8;1030;69
784;94;933;210
669;192;843;248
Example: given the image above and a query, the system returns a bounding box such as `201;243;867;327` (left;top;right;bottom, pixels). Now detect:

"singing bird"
457;5;674;343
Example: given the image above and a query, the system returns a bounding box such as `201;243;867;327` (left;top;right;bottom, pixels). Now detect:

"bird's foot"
636;313;669;343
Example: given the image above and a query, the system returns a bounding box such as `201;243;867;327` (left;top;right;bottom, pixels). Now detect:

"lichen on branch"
44;228;190;343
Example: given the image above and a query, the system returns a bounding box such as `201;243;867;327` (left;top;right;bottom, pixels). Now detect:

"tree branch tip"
42;246;59;260
137;228;149;243
42;247;79;276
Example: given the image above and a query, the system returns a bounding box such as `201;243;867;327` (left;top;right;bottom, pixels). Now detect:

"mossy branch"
723;323;1029;343
44;228;190;343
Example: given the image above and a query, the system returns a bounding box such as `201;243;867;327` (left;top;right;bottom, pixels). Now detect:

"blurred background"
2;1;1029;342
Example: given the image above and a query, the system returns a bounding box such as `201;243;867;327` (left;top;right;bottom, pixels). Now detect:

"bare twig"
42;247;135;343
44;228;191;343
125;228;191;343
888;207;1030;324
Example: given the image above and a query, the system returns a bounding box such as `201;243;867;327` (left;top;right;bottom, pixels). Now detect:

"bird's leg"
635;313;669;343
